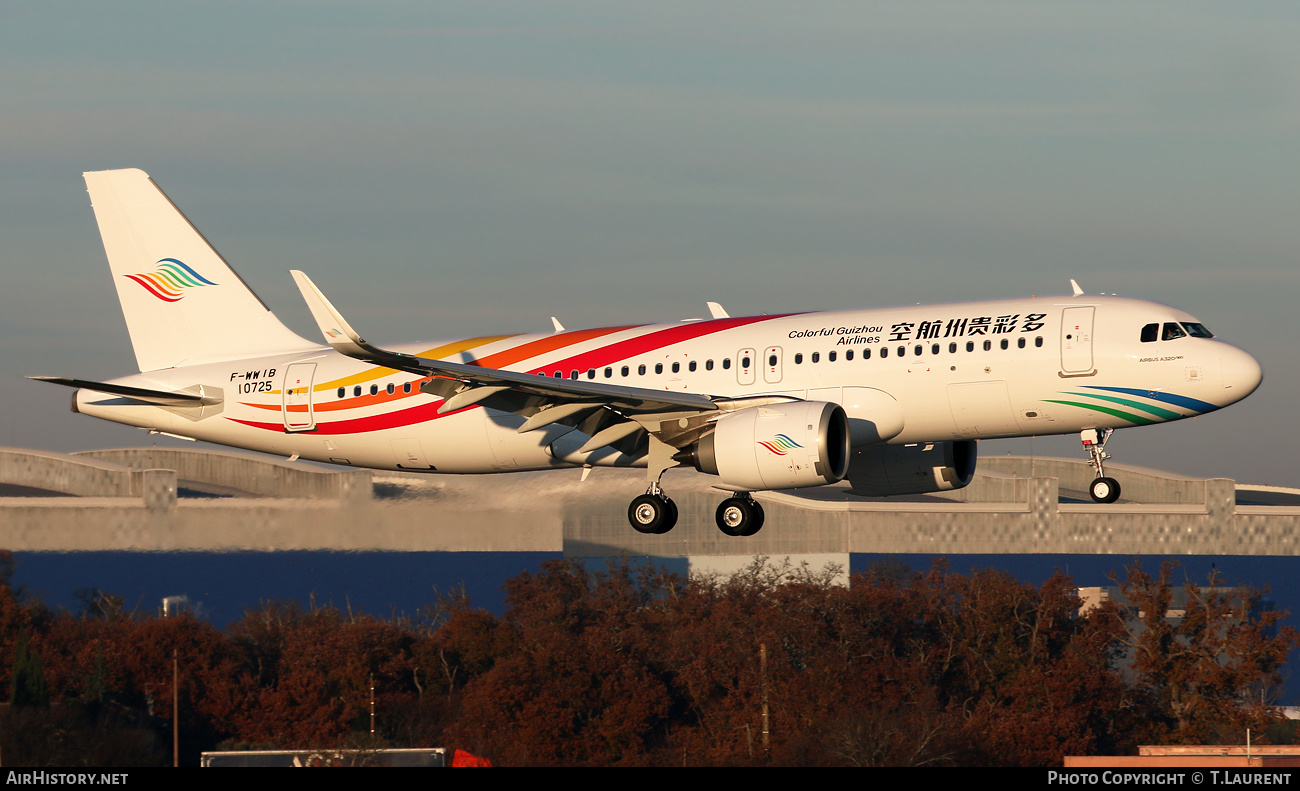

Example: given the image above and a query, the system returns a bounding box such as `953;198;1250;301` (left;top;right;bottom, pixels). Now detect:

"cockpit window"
1162;322;1187;341
1140;323;1158;343
1181;322;1214;338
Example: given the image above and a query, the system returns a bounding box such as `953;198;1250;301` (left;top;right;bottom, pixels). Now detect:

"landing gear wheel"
629;494;678;534
716;497;765;537
1090;477;1121;504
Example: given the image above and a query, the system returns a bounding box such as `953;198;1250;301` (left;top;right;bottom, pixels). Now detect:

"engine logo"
758;434;802;456
123;258;218;302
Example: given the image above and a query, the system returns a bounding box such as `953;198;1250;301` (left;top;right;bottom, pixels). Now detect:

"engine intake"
692;401;850;491
847;440;977;496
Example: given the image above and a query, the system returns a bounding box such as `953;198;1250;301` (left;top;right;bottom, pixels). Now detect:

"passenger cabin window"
671;362;680;373
811;352;820;363
1141;323;1159;343
845;350;854;361
862;348;871;360
1162;322;1187;341
354;386;362;397
605;367;613;378
689;361;697;372
827;351;836;362
1017;337;1026;349
706;359;714;370
370;385;379;396
655;363;664;374
1035;336;1043;347
723;358;731;369
621;366;629;377
966;341;974;352
880;347;888;358
587;368;596;379
404;382;412;393
794;353;803;364
1000;339;1008;350
638;364;647;375
337;388;345;399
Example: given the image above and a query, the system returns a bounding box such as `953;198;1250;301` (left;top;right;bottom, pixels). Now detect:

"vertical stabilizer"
83;168;320;372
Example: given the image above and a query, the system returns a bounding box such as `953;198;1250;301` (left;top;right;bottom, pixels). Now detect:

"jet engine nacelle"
693;401;850;490
847;440;977;496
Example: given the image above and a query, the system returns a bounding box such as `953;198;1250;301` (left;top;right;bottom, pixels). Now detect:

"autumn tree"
452;560;678;766
1111;560;1298;744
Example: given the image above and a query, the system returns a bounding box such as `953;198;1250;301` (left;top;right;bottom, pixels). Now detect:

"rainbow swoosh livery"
123;258;217;302
758;434;803;456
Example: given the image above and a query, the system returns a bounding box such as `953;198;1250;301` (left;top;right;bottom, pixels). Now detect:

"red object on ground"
451;749;493;767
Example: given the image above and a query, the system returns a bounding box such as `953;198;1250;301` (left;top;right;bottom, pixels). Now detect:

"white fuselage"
75;294;1262;479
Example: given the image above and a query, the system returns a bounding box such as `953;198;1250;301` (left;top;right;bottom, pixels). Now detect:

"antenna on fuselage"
1069;279;1084;297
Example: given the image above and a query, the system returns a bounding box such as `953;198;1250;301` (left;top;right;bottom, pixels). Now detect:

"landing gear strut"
628;481;677;534
1081;428;1121;504
715;493;764;537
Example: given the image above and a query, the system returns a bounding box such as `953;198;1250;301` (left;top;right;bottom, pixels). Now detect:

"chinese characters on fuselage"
787;313;1048;346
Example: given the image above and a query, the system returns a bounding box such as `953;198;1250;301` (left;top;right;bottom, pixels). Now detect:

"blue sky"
2;1;1297;484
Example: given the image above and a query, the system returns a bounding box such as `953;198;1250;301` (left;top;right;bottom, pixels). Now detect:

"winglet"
706;301;730;319
551;317;566;332
1069;279;1084;297
290;270;375;358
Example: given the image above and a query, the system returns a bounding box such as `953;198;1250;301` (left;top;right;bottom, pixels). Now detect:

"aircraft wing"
289;271;728;442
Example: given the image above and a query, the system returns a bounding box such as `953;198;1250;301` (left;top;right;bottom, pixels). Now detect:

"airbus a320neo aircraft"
32;169;1264;537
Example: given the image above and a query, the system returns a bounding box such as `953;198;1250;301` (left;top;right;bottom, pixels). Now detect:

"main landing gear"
628;482;677;535
716;494;764;537
625;484;767;537
1081;428;1122;504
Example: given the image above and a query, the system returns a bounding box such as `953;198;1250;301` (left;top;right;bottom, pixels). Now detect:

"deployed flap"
83;169;320;371
290;270;720;415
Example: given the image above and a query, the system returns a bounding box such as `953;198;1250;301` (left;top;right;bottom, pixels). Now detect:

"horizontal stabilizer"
28;376;221;407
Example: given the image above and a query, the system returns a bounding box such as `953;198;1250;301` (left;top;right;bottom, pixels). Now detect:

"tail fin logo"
123;258;218;302
757;434;803;455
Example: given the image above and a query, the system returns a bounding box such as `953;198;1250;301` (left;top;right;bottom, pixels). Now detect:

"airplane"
31;168;1264;537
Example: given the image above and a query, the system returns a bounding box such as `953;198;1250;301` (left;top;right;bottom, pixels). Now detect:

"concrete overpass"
0;447;1297;557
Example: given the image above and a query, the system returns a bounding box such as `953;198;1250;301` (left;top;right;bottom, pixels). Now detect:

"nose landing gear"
1081;428;1122;503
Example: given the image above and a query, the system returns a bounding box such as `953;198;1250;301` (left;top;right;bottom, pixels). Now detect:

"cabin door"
281;363;317;432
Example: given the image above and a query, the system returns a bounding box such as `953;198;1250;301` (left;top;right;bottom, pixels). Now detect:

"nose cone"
1221;344;1263;405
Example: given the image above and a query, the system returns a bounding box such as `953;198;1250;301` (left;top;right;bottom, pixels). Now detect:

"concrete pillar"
1031;477;1059;549
1205;478;1236;551
138;469;177;511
